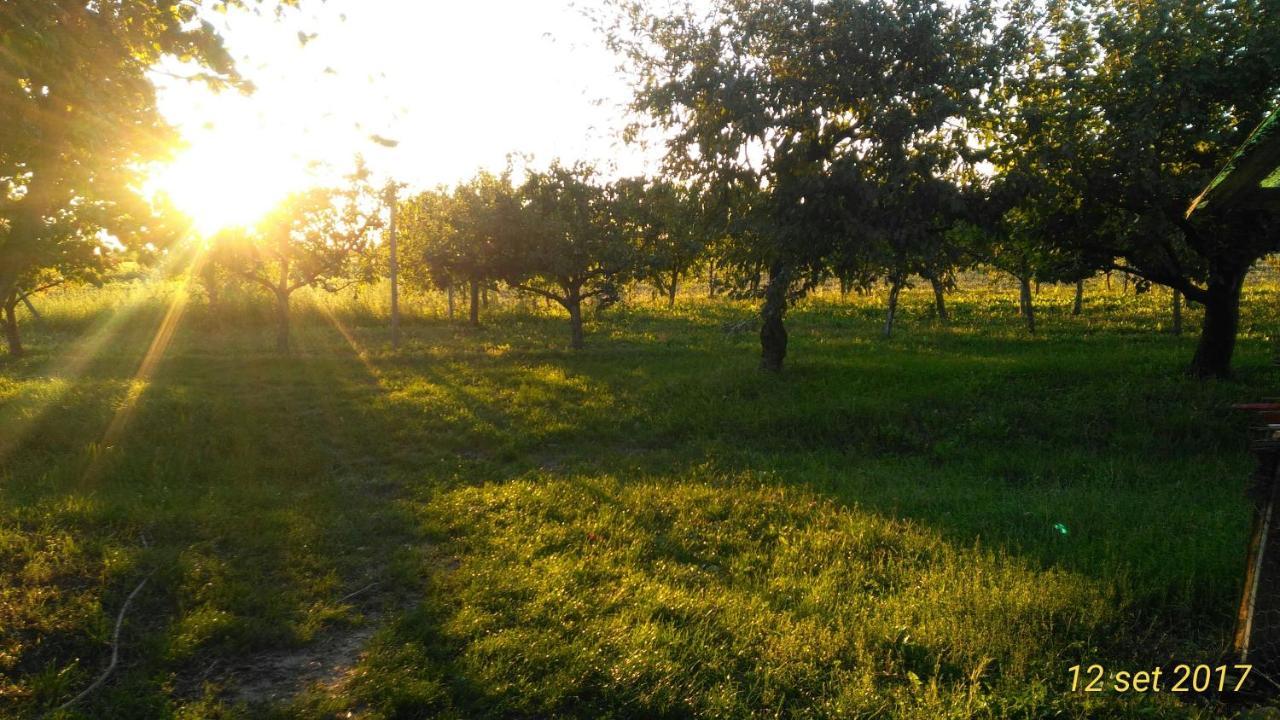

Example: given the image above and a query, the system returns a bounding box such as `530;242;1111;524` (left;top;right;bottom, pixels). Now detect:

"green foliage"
216;162;384;299
0;1;299;315
614;178;711;305
504;163;633;296
605;0;1016;366
493;162;636;347
986;0;1280;374
395;186;455;293
399;171;518;295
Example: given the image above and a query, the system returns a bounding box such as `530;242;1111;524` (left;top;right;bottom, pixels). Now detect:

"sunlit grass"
1;273;1277;718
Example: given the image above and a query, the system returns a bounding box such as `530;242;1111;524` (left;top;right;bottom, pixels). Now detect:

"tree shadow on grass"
366;308;1267;623
0;315;429;717
2;298;1273;718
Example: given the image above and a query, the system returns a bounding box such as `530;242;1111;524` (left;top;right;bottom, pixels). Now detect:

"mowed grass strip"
0;277;1275;718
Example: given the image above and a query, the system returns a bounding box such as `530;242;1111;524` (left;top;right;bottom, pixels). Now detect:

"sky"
147;0;661;233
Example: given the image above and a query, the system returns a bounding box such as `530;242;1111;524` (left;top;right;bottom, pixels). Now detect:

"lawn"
1;277;1276;719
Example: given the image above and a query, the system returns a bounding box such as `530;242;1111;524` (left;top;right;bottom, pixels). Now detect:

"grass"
0;274;1277;718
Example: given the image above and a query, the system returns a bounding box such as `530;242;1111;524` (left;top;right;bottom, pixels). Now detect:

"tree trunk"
1072;279;1083;316
667;270;678;308
1171;289;1182;336
1189;268;1246;379
202;261;220;311
759;262;790;372
4;298;22;357
469;278;480;326
447;282;455;320
1121;272;1130;294
1019;275;1036;333
276;250;291;353
840;275;852;298
566;292;584;350
708;263;717;298
883;277;903;338
0;180;46;308
929;276;948;325
275;291;291;354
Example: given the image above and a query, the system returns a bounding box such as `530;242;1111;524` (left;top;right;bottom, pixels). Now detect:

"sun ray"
79;246;205;483
316;301;384;382
0;246;201;467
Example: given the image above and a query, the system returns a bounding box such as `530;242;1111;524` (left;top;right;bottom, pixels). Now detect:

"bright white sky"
148;0;660;233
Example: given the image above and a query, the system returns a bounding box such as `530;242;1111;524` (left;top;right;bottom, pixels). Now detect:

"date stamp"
1069;664;1253;693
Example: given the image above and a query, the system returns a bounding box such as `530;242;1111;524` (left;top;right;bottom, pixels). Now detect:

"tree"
220;165;383;353
0;1;297;341
606;0;1012;370
988;0;1280;377
499;162;633;350
869;175;970;337
616;178;709;308
448;172;514;326
396;187;457;316
399;172;517;326
2;258;107;357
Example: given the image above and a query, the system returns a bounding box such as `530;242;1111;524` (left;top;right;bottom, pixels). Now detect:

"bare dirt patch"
212;620;378;707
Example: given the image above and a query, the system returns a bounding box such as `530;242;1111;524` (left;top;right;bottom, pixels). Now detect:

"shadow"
0;307;427;717
3;290;1275;717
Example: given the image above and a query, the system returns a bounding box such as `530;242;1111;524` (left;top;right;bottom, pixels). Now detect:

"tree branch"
511;283;567;305
234;267;278;295
1102;262;1207;303
53;572;153;715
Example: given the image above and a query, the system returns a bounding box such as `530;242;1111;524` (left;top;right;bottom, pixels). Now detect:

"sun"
146;131;312;236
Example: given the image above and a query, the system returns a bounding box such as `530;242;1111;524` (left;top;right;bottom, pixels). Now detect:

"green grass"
1;276;1277;718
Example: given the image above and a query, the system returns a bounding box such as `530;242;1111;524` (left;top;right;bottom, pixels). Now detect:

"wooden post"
387;182;400;349
18;290;41;323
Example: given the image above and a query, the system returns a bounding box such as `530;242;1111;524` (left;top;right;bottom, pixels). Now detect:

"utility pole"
386;181;400;349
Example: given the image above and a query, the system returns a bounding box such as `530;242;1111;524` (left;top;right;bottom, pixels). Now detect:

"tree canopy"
606;0;1015;369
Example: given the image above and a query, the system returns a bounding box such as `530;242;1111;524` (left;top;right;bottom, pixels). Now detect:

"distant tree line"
395;162;712;349
4;0;1280;380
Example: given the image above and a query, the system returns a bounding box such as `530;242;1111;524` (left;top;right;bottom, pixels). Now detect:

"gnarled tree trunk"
566;289;585;350
667;270;678;307
201;261;220;312
469;278;480;326
275;251;291;354
1171;289;1182;336
4;295;22;357
929;275;948;325
1072;279;1083;316
1189;266;1247;379
1019;275;1036;334
759;262;790;372
883;276;904;338
275;291;291;354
